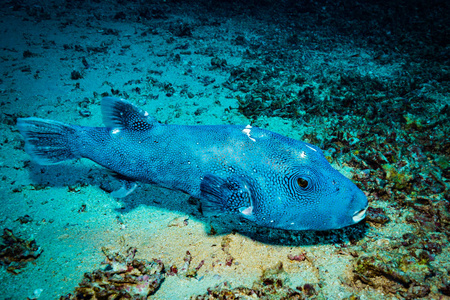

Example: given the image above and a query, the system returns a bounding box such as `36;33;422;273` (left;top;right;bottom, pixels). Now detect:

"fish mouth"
352;206;367;223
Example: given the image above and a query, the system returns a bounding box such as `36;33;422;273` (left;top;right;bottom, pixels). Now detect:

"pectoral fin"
108;171;138;198
200;174;254;219
111;180;137;198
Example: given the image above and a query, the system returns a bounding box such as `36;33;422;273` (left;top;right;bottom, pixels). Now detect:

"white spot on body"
112;128;120;134
240;206;253;216
242;125;256;142
306;145;317;152
300;151;307;159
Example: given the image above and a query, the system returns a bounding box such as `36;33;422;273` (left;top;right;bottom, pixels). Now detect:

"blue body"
17;97;368;231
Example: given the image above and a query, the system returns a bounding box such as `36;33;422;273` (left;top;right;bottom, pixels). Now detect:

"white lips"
352;207;367;223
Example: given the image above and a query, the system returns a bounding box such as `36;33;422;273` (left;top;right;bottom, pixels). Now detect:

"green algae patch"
404;113;424;131
435;155;450;170
382;164;412;190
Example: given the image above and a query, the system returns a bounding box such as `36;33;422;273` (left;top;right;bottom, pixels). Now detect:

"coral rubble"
191;262;318;299
352;232;447;298
61;247;164;300
0;228;42;274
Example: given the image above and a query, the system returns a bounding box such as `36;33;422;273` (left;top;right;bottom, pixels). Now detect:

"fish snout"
352;206;367;223
350;188;368;224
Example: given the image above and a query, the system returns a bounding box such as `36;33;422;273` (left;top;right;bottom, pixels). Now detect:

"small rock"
167;216;189;227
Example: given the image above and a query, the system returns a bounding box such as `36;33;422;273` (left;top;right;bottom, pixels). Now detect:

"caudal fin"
17;117;81;165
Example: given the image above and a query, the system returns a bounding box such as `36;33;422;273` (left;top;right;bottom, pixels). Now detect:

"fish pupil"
297;177;309;189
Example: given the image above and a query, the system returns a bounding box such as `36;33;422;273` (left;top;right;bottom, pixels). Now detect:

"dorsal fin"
101;97;158;131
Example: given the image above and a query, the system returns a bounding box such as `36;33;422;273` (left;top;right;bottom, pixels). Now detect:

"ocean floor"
0;0;449;299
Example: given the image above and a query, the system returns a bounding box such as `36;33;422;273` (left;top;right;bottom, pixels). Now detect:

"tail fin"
17;118;81;165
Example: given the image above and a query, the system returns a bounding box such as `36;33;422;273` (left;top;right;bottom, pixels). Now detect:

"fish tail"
17;117;81;165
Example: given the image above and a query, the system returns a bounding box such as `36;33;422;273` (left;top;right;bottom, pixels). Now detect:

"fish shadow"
27;162;368;246
200;214;369;247
116;182;369;247
27;162;103;186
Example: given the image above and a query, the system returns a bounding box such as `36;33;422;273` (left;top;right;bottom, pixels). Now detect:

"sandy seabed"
1;0;449;299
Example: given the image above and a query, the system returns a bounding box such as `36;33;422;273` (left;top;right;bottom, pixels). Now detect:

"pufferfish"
17;97;368;231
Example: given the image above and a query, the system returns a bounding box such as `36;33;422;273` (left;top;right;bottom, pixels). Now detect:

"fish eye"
297;177;309;188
